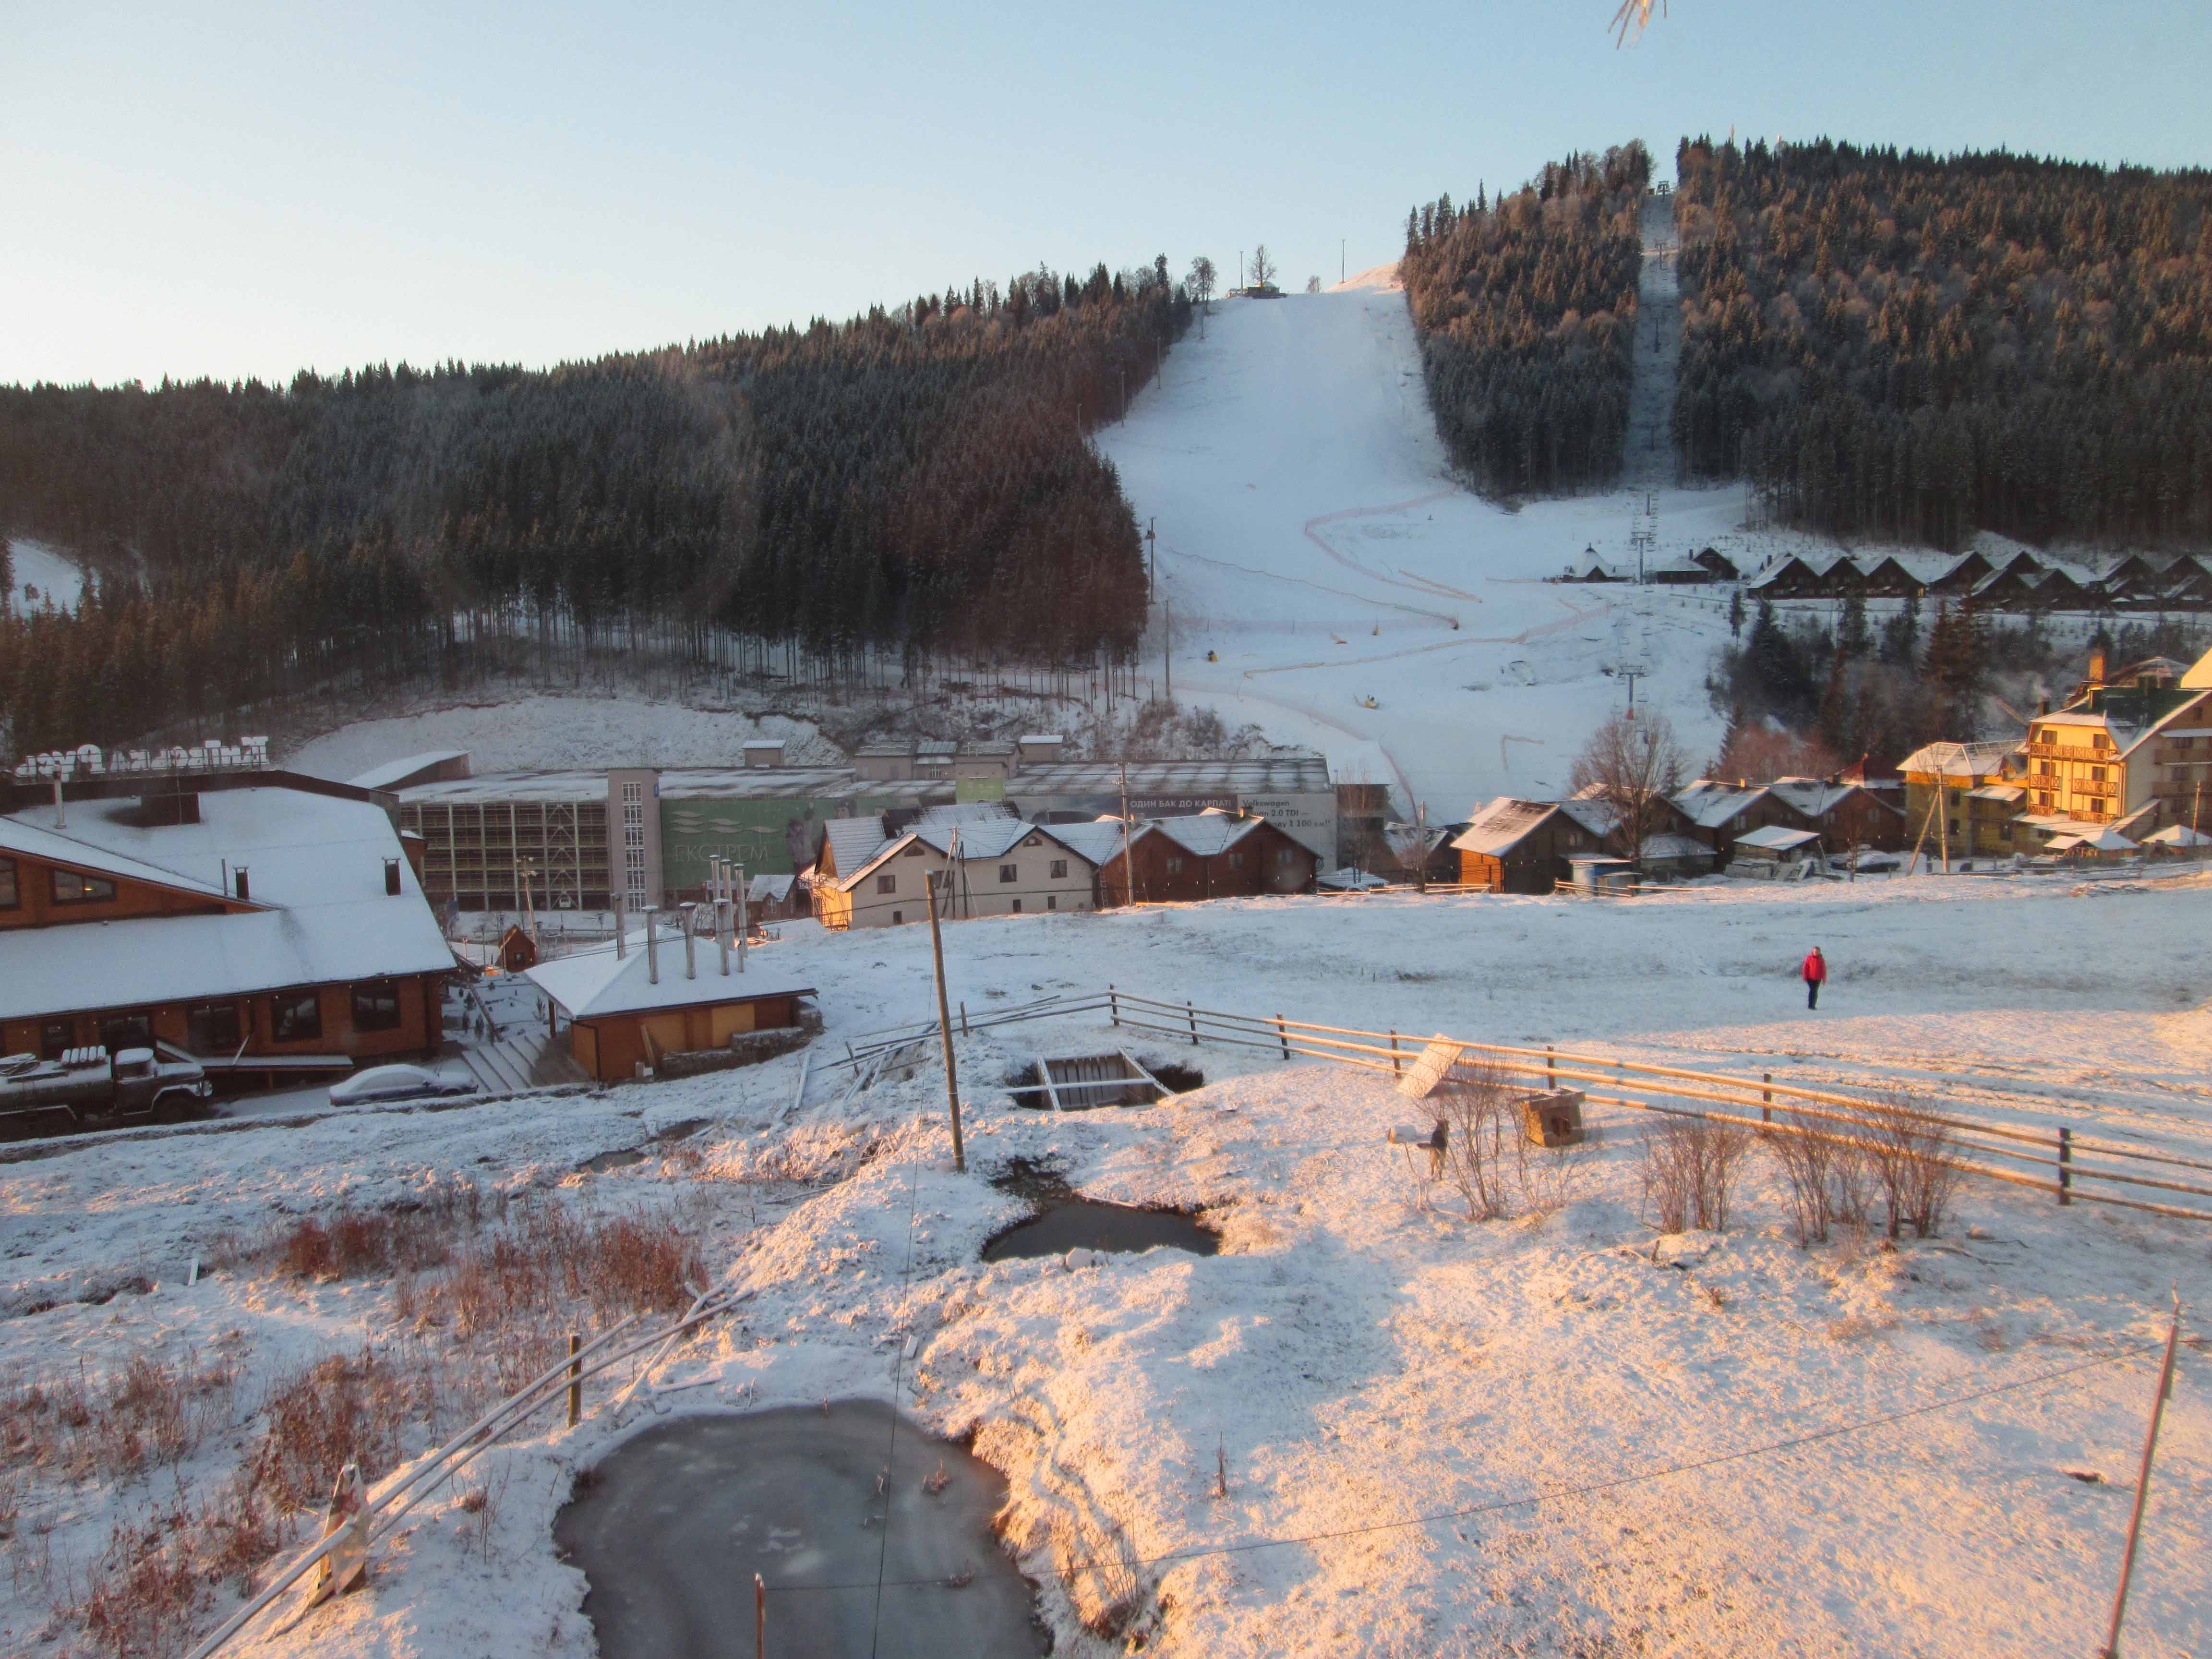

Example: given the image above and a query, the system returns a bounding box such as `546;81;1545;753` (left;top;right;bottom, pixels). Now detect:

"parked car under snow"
328;1064;480;1106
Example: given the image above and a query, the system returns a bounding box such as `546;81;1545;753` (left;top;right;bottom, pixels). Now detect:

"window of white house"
876;873;897;894
998;864;1017;883
1049;860;1068;878
51;868;117;904
1046;895;1058;910
1011;898;1023;912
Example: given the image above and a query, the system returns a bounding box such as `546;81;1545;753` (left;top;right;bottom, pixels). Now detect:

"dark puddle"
555;1403;1046;1659
578;1118;714;1174
982;1158;1218;1262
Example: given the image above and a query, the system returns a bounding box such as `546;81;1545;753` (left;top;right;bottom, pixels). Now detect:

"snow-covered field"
4;876;2208;1656
6;539;84;613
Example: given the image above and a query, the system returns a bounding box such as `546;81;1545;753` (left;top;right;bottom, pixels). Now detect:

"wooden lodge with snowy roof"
0;750;456;1077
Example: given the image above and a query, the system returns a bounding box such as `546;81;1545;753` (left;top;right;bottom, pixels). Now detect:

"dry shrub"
252;1349;426;1513
75;1508;209;1659
1051;1508;1148;1639
4;1351;234;1483
580;1216;706;1316
1767;1115;1836;1246
1435;1056;1521;1221
1640;1114;1753;1233
1870;1092;1961;1239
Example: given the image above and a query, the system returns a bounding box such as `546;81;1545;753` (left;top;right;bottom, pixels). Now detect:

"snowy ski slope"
1099;268;1751;821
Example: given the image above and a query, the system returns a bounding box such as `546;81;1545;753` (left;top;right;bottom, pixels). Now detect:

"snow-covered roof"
820;816;892;879
1556;797;1617;838
1450;798;1557;857
1671;782;1768;830
1149;812;1265;858
1047;820;1130;868
2045;829;2137;854
526;941;814;1021
914;802;1017;830
912;817;1035;862
1733;824;1821;853
0;787;454;1022
1968;784;2026;803
1011;756;1331;793
1639;833;1712;860
746;873;796;902
1895;741;2021;779
346;751;468;790
2141;824;2212;846
1767;777;1858;818
1318;867;1391;891
0;812;232;900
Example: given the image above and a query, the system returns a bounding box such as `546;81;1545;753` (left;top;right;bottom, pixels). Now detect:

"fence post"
566;1334;583;1428
1545;1044;1555;1086
2058;1127;2073;1204
960;1000;969;1036
1276;1014;1290;1061
1186;1001;1200;1046
1761;1072;1772;1124
1109;984;1118;1027
1389;1030;1402;1077
756;1572;766;1659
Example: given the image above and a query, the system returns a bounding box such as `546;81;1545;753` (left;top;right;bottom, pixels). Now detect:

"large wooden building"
1450;798;1617;893
1059;811;1319;906
0;765;456;1074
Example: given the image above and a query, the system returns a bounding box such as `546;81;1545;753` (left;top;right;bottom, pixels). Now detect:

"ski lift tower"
1628;492;1657;585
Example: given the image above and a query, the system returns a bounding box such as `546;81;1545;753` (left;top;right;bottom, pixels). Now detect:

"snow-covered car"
328;1064;480;1106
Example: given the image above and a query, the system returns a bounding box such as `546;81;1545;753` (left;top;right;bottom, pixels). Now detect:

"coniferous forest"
1673;137;2212;547
1401;144;1649;496
0;262;1188;753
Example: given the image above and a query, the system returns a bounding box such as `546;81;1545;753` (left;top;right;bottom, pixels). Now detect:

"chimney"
680;903;698;979
613;895;627;958
716;898;731;975
2037;693;2050;716
53;778;65;829
735;862;748;971
384;858;402;896
234;866;250;901
644;906;661;984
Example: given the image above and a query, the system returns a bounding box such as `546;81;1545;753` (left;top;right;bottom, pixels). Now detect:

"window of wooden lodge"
1164;856;1184;874
187;1001;241;1053
1278;847;1296;866
271;993;323;1044
352;981;403;1034
51;868;117;904
0;857;15;909
100;1011;152;1052
39;1020;71;1060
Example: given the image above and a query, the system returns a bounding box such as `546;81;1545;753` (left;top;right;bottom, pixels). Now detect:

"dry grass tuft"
252;1348;428;1514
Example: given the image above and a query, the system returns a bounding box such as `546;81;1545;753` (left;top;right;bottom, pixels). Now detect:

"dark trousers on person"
1806;980;1820;1009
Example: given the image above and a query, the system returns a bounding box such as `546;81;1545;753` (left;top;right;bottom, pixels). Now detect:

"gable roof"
819;815;892;880
1670;781;1769;830
1450;797;1559;857
1046;819;1131;868
1149;811;1268;858
1895;740;2021;779
527;940;815;1021
0;813;236;902
1734;824;1822;852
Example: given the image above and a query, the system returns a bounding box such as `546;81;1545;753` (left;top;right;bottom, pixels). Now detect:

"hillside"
0;263;1187;755
1674;137;2212;549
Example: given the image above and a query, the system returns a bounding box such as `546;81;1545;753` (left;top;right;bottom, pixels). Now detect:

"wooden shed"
525;928;814;1082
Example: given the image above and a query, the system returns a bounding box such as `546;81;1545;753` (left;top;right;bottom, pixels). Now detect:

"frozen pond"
554;1403;1046;1658
982;1199;1218;1262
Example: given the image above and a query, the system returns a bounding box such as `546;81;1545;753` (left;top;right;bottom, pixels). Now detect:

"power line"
767;1338;2162;1595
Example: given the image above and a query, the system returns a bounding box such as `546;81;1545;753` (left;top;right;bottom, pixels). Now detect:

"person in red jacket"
1803;946;1827;1009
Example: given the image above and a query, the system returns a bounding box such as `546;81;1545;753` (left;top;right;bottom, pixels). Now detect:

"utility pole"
1340;238;1346;284
1119;762;1138;907
1415;800;1429;894
1146;517;1157;595
924;832;966;1174
1165;602;1173;704
2098;1287;2184;1659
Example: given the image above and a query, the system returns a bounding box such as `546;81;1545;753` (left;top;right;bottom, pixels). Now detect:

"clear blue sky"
6;0;2207;388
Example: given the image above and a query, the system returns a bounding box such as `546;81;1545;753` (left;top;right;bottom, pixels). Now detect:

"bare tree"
1305;275;1322;294
1187;256;1217;310
1569;710;1687;870
1611;0;1666;46
1249;244;1277;290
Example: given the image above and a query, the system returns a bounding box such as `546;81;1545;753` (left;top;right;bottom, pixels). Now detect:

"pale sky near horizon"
5;0;2208;389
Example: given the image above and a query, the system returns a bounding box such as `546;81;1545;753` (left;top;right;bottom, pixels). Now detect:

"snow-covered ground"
3;876;2208;1656
6;539;84;613
284;697;840;780
1098;274;2104;820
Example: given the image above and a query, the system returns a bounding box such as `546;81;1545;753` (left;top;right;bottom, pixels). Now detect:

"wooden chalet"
1969;563;2043;611
1669;781;1822;864
1764;777;1907;852
1928;551;1996;594
1069;811;1317;906
1690;547;1740;581
1753;555;1825;598
0;770;455;1075
1451;798;1612;893
1858;555;1920;598
526;923;813;1082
